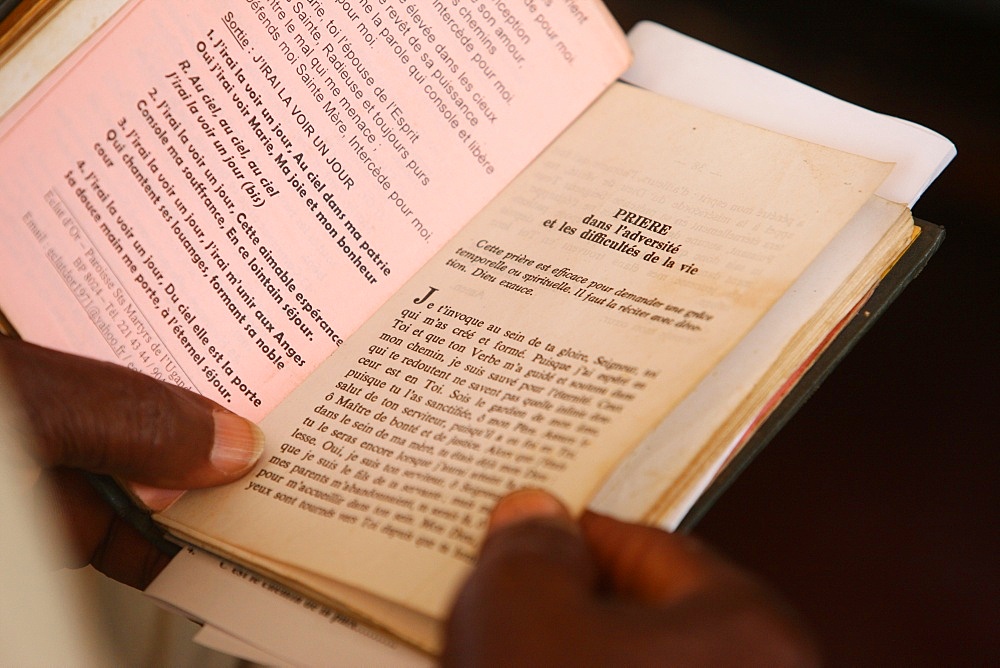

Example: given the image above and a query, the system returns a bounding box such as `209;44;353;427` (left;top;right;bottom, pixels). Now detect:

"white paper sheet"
622;22;955;207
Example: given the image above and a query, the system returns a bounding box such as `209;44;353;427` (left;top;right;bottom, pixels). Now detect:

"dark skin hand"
0;337;263;589
2;337;817;665
444;490;820;667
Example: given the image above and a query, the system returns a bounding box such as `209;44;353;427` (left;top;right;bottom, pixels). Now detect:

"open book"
0;0;953;658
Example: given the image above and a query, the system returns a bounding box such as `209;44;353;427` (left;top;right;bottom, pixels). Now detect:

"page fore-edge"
676;219;945;532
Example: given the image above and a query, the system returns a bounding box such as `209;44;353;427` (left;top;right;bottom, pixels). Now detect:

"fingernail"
130;483;185;512
488;489;571;534
210;409;265;476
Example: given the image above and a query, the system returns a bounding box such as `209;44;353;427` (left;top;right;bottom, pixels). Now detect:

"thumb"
0;338;262;489
443;490;598;666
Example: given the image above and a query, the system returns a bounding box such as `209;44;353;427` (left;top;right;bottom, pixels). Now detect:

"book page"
146;547;430;667
0;0;628;419
161;82;891;647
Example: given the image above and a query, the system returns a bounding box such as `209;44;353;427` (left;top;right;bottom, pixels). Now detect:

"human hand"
444;490;819;666
0;338;263;588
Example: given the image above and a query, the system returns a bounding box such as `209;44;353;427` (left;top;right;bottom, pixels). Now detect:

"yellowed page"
161;82;891;647
0;0;628;419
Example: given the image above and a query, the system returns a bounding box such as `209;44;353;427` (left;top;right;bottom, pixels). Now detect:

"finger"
43;468;173;588
485;485;573;533
443;490;600;666
479;490;591;602
0;339;262;488
580;511;820;665
127;482;186;511
581;510;722;604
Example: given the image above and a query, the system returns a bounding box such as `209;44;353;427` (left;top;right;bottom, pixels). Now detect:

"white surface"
622;22;955;207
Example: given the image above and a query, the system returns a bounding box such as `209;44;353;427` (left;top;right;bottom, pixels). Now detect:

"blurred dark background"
604;1;998;664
